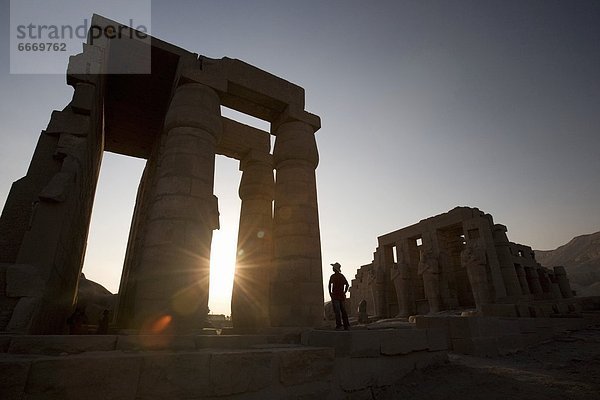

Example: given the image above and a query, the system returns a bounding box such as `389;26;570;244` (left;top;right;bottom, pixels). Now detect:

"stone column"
270;121;323;327
132;83;222;333
372;248;388;317
231;151;274;332
547;272;563;299
554;266;573;298
418;248;442;313
390;242;414;317
515;265;531;295
524;267;543;295
461;239;492;310
537;267;552;295
3;47;105;334
492;225;522;297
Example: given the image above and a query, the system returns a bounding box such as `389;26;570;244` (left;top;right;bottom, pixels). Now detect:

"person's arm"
328;276;334;296
343;276;349;294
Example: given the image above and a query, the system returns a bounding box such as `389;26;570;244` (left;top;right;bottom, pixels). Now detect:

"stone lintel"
207;56;305;108
217;117;270;161
377;206;486;246
180;68;228;94
45;110;90;137
181;57;319;128
270;103;321;134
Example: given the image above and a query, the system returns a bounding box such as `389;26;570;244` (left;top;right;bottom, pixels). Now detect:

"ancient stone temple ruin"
349;207;576;319
0;15;324;334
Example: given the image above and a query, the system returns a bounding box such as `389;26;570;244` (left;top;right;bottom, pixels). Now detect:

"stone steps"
1;344;334;400
0;331;449;399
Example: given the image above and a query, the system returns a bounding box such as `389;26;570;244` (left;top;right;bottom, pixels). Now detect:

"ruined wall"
0;45;106;334
350;207;577;319
1;16;325;334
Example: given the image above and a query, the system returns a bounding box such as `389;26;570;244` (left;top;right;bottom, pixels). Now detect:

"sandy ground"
374;327;600;400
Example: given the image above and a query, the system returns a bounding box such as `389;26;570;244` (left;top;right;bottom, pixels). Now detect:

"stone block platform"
414;312;600;357
3;314;598;399
0;330;448;399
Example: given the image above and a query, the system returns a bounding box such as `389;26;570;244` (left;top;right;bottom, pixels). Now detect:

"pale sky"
1;1;599;315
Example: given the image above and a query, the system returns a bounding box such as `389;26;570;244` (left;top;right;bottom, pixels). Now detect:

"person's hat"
331;262;341;272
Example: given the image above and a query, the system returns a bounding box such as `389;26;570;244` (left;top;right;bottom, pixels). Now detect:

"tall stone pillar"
270;121;323;327
492;225;522;297
372;248;387;317
391;243;414;317
553;266;573;298
418;248;442;313
1;46;105;334
132;83;222;333
231;151;274;332
547;272;563;299
537;267;551;294
515;265;531;295
524;267;543;295
461;239;492;310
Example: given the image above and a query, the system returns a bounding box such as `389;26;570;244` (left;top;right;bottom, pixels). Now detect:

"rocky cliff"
536;231;600;296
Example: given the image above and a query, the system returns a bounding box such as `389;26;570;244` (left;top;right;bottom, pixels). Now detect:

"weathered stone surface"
380;329;428;355
366;319;414;329
116;335;195;351
195;335;273;349
517;318;537;333
66;43;104;86
71;83;96;115
6;297;39;333
480;303;518;317
0;359;30;400
8;335;117;355
495;334;524;355
38;171;75;203
25;354;141;400
425;328;450;351
5;264;44;297
452;337;499;357
278;347;334;386
301;330;353;357
334;353;440;392
164;83;222;135
136;352;211;399
45;110;90;137
449;317;480;339
349;331;388;358
209;350;274;396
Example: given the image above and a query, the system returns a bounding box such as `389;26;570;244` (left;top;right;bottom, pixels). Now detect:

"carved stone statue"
418;247;441;313
461;239;491;309
391;247;413;317
367;264;386;317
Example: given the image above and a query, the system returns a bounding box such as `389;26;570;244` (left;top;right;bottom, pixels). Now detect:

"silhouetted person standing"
96;309;110;334
328;262;350;330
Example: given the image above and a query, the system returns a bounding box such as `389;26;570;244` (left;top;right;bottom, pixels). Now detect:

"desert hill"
77;273;117;324
536;231;600;296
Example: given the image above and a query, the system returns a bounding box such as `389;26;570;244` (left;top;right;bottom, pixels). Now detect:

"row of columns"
525;265;573;299
130;84;222;332
122;83;323;332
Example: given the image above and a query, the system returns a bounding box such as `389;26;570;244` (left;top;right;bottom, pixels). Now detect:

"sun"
208;225;238;316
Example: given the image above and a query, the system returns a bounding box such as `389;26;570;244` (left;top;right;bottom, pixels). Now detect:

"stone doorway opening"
437;224;475;308
81;153;146;295
208;156;242;317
